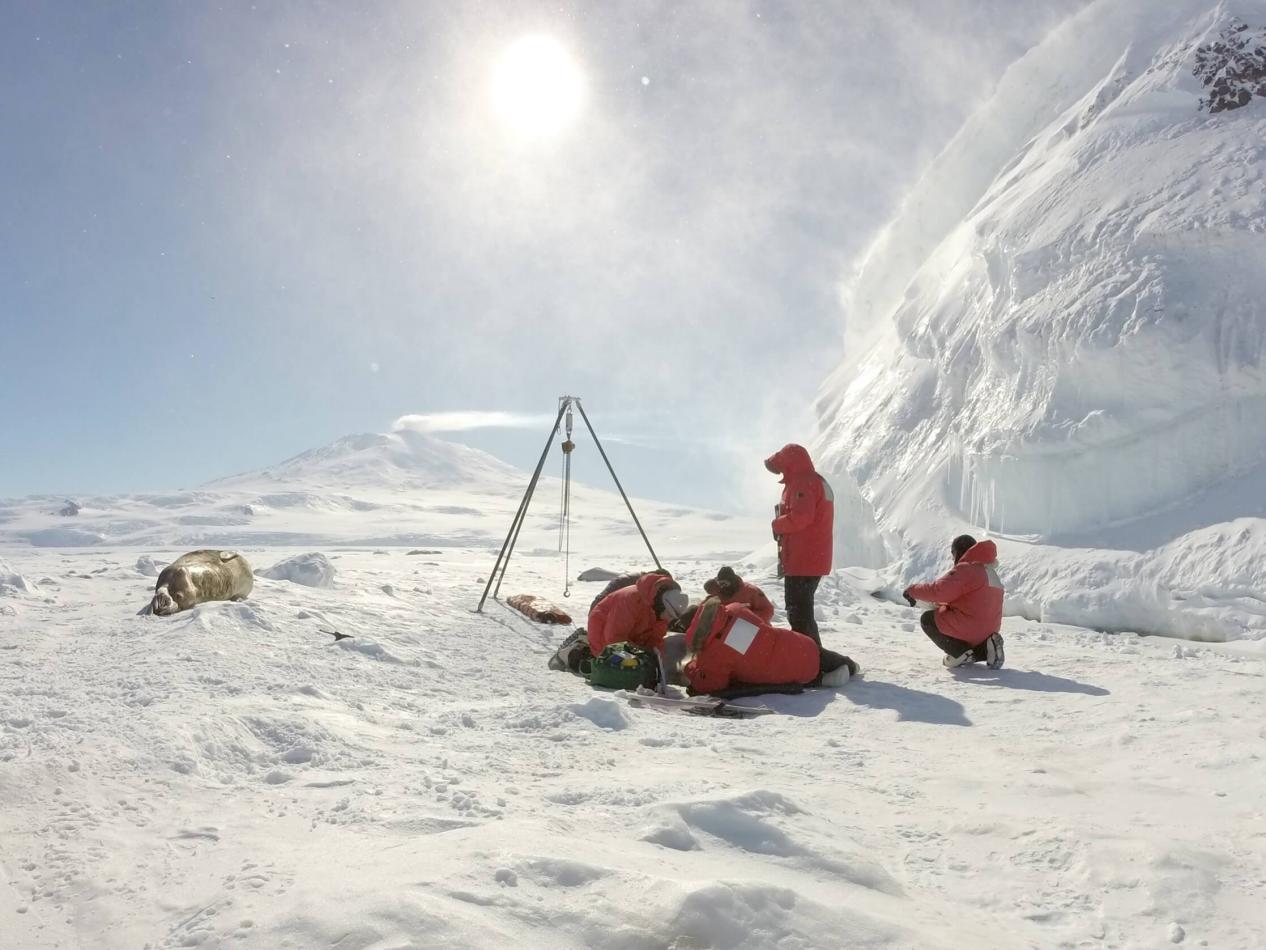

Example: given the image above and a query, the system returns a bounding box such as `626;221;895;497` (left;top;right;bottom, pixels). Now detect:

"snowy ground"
2;536;1263;949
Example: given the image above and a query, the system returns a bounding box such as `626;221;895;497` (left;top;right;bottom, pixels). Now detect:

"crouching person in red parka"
702;566;775;623
587;572;688;657
903;534;1005;670
682;598;858;695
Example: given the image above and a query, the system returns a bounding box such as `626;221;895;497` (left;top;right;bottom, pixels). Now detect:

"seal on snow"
144;550;254;616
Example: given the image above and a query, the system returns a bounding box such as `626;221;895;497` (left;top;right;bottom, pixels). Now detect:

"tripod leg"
574;400;663;570
476;401;567;612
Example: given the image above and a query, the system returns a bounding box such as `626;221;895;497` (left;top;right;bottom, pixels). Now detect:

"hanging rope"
475;394;661;614
559;402;575;597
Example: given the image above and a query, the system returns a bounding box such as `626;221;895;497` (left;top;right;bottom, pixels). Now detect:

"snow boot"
819;656;860;687
547;629;591;674
942;650;975;669
986;633;1005;670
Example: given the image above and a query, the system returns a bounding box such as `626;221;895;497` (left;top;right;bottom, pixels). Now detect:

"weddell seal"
143;550;254;616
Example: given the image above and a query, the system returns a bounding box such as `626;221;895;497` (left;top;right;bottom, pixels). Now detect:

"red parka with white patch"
905;540;1004;646
766;444;834;577
683;601;820;694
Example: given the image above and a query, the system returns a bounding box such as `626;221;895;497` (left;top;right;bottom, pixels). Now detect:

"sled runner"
617;688;777;719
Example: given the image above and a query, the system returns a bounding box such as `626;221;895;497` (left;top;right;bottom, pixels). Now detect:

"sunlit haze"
491;34;586;138
0;2;1086;510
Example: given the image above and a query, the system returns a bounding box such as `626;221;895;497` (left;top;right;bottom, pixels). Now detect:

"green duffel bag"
587;641;659;691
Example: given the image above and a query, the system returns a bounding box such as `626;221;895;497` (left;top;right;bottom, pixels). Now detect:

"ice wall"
815;0;1266;640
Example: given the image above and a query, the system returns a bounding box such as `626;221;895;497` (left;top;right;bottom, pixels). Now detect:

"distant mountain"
0;427;763;557
206;429;523;491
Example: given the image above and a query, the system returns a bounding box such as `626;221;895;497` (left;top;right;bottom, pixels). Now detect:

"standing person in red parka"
702;566;775;623
765;444;834;646
903;534;1006;670
586;572;688;657
681;597;858;695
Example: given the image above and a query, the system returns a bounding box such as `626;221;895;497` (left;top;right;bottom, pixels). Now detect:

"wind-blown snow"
817;0;1266;642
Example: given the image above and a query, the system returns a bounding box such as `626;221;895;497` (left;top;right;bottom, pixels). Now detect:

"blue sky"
0;1;1078;510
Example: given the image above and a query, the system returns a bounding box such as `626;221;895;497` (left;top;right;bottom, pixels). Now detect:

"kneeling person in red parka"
702;566;775;623
682;598;858;695
587;572;688;657
903;534;1005;670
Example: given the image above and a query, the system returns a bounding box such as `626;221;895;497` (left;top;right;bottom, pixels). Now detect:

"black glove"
902;589;917;608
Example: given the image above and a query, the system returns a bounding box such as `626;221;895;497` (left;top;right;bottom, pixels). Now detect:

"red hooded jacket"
724;581;775;623
587;572;676;655
766;444;834;577
906;540;1004;646
683;600;821;694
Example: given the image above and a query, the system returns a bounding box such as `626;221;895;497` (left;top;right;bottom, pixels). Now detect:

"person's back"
589;569;670;614
706;566;775;623
684;601;821;694
587;572;683;656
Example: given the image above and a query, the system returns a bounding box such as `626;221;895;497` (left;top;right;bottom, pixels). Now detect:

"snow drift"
817;0;1266;641
256;553;337;589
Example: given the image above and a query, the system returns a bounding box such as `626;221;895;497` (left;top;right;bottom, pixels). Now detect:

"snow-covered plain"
816;0;1266;644
2;432;1264;949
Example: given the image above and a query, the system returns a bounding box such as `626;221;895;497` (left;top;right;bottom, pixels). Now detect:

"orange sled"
506;594;573;625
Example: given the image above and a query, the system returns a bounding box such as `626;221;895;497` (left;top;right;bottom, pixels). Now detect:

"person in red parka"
682;597;857;695
587;572;688;657
903;534;1005;670
702;566;775;623
765;443;834;645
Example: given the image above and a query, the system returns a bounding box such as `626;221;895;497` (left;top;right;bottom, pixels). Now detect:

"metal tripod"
475;395;662;613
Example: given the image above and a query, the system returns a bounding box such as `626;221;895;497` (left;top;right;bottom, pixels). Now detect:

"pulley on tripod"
475;395;663;614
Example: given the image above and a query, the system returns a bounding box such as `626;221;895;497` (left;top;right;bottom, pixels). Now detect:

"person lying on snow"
588;572;688;657
681;596;858;695
903;534;1005;670
702;566;775;623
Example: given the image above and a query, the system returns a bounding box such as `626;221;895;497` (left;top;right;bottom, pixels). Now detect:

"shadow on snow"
840;678;973;727
951;666;1110;696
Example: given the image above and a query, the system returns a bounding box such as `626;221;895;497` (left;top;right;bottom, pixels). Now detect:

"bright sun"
491;35;586;138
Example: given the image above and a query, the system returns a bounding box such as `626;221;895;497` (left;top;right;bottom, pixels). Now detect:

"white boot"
819;657;860;687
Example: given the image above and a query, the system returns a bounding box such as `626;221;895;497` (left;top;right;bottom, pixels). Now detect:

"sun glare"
491;35;586;138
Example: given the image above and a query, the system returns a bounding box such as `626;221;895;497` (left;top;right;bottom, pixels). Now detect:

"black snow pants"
784;575;822;646
808;648;854;685
920;610;987;662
